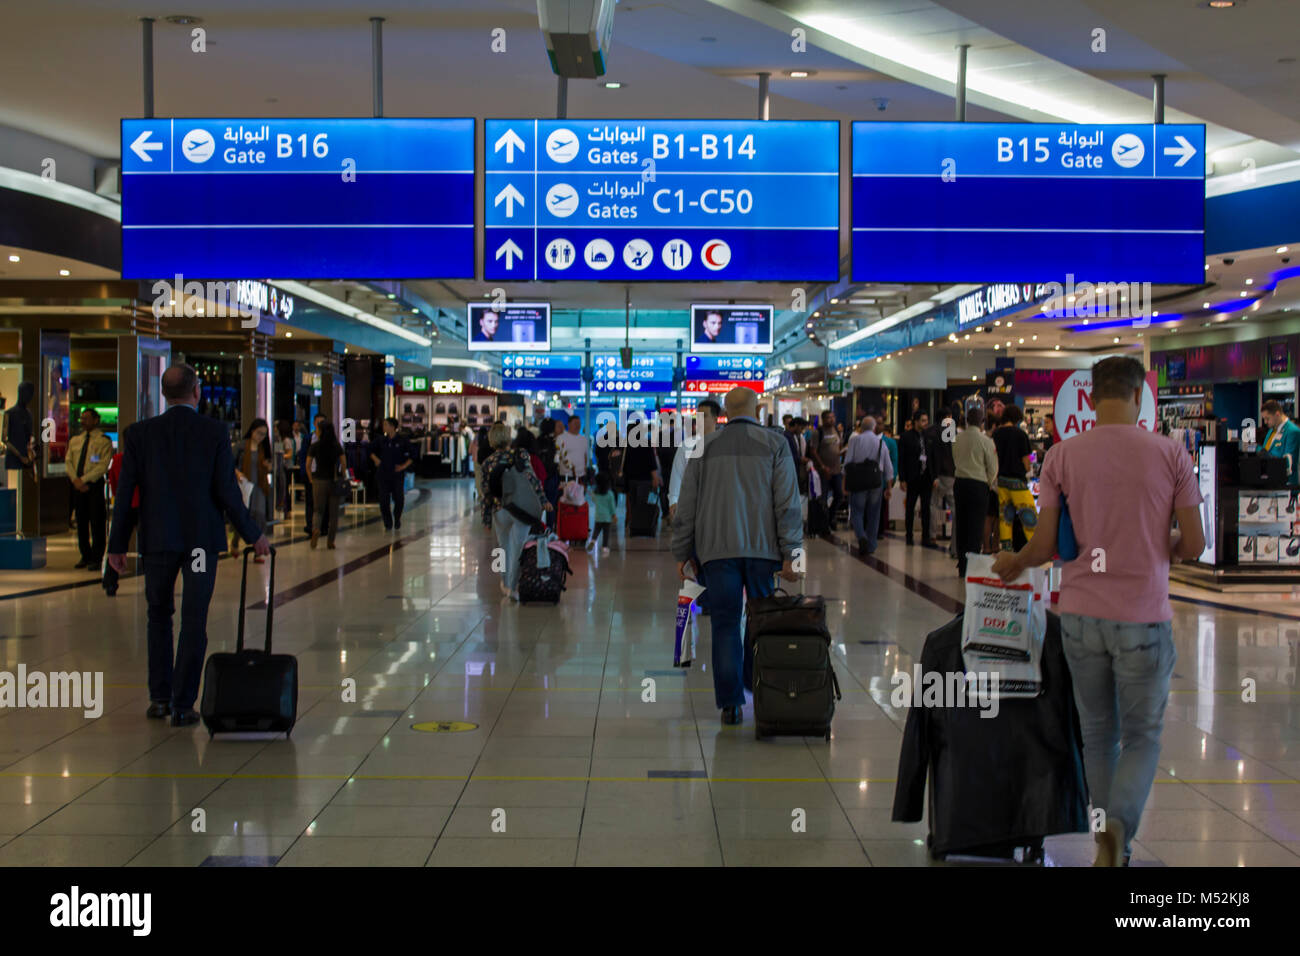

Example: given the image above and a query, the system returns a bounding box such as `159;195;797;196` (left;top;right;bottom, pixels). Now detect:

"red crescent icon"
704;241;723;267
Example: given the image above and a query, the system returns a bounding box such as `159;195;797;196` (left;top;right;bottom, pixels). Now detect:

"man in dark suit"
107;364;270;726
899;410;935;547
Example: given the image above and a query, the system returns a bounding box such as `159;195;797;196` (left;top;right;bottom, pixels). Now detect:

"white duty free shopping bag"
960;554;1045;662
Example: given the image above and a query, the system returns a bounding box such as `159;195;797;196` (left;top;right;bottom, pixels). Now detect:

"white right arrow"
1163;134;1197;168
495;239;523;270
494;128;526;164
130;129;163;162
494;183;525;217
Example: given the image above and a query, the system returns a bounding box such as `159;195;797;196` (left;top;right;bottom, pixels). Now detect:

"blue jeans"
493;509;532;591
1060;613;1176;855
702;557;780;710
848;486;883;552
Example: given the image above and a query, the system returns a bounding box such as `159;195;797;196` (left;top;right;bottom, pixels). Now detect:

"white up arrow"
494;183;525;217
1163;135;1197;168
494;128;526;163
495;239;523;270
130;129;163;162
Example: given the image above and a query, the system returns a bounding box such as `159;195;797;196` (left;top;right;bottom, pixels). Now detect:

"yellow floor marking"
0;771;1295;785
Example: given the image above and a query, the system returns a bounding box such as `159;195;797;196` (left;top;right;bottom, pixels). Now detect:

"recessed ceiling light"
1054;344;1060;350
1113;336;1120;343
994;320;1001;326
1278;246;1290;253
786;70;816;78
1018;338;1025;344
1005;323;1013;329
285;331;293;338
602;82;624;90
1152;311;1160;317
1203;302;1210;308
971;375;977;381
59;269;70;276
1207;0;1238;8
1245;278;1253;285
6;255;18;263
1205;264;1210;270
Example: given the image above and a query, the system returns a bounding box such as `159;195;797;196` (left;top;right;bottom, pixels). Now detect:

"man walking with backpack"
843;415;893;556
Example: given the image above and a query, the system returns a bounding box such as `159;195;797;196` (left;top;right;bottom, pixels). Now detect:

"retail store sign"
432;380;461;393
828;378;846;395
956;284;1040;327
1263;377;1297;395
1051;369;1158;440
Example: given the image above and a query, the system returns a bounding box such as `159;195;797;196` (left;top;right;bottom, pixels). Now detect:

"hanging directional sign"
851;122;1205;284
121;118;475;279
591;353;675;392
484;119;839;281
499;354;583;392
684;355;766;382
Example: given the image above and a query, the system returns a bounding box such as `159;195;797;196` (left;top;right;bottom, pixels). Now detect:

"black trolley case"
200;547;298;737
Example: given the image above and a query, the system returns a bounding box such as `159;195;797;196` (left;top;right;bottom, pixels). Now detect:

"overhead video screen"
467;302;551;352
690;304;774;354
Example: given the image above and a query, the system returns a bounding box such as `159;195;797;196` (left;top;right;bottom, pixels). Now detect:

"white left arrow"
1163;134;1197;168
130;129;163;162
494;183;525;217
495;239;523;270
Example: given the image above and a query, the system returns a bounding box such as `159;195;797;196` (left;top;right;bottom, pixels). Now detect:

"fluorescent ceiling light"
270;280;431;346
0;166;121;221
830;284;977;350
431;356;490;371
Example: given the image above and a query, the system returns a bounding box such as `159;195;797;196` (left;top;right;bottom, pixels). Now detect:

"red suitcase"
557;502;589;543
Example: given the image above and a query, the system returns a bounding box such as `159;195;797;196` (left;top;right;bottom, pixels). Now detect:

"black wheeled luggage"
200;547;298;737
628;499;659;537
746;590;841;740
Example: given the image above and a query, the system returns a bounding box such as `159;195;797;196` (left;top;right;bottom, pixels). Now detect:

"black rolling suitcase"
628;496;659;537
200;547;298;737
747;590;841;740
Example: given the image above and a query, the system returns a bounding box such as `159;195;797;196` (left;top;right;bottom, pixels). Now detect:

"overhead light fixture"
6;254;18;262
1054;345;1060;350
1278;246;1290;254
1245;278;1253;285
602;81;624;90
786;70;816;78
387;293;396;299
59;269;70;276
1203;302;1210;308
1207;0;1237;7
1113;336;1120;343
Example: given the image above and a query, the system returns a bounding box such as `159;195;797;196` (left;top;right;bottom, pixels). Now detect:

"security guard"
369;416;414;530
66;407;114;570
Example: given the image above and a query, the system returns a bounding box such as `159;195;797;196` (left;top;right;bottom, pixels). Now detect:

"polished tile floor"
1;480;1297;867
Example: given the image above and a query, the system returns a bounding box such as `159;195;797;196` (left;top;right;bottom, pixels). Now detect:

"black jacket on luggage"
891;613;1089;856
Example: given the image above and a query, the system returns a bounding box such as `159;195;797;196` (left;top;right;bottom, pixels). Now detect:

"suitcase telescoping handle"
237;545;277;654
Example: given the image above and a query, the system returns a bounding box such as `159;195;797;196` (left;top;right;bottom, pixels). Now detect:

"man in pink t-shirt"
993;357;1204;867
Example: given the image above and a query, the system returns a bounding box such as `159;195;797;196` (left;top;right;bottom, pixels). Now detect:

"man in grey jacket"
673;387;802;725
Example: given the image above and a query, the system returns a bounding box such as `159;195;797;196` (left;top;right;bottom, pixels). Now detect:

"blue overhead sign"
500;353;582;392
484;119;839;281
685;355;767;381
121;118;475;279
852;122;1205;284
591;354;675;393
